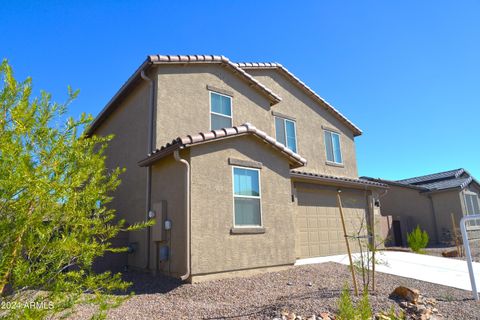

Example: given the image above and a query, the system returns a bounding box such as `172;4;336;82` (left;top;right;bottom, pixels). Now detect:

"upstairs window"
210;92;232;130
233;167;262;227
324;130;342;164
275;117;297;153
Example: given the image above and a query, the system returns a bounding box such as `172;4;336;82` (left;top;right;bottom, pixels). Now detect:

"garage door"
295;186;368;258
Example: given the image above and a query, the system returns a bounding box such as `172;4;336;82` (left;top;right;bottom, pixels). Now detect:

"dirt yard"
72;262;479;319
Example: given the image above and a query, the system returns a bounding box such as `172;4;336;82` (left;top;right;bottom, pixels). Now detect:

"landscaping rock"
390;286;420;303
441;249;459;257
391;288;444;320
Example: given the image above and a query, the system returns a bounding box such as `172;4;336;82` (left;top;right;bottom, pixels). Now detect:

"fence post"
460;214;480;301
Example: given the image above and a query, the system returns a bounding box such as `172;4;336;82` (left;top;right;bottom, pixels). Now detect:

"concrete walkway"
295;251;480;291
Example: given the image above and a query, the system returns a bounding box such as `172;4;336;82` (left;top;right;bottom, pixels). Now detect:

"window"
233;167;261;227
324;130;342;164
210;92;232;130
465;193;480;226
275;117;297;152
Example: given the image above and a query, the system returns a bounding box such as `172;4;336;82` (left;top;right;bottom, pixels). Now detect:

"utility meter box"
151;200;167;241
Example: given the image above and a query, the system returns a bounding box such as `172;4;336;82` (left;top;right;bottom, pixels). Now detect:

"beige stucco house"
363;169;480;246
88;54;387;282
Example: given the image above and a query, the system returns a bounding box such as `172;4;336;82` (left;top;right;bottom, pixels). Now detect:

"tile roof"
395;168;464;185
86;55;282;136
363;168;479;193
418;177;473;191
138;123;307;168
234;62;363;137
360;177;429;191
291;170;388;189
148;55;282;104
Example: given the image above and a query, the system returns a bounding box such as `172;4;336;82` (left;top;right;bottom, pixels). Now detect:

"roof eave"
236;63;363;137
87;55;283;137
86;58;152;136
292;172;388;190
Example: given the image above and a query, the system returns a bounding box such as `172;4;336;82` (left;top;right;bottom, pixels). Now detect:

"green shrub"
407;225;429;253
358;290;372;320
337;285;355;320
337;285;372;320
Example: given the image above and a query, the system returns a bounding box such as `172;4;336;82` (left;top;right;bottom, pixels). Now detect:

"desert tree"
0;60;148;319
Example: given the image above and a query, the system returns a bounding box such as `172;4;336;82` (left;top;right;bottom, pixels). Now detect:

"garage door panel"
296;187;368;258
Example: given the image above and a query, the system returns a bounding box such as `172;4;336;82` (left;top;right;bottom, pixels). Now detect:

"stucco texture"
149;152;188;277
379;185;439;245
245;69;359;178
189;135;296;276
94;80;150;270
155;65;273;149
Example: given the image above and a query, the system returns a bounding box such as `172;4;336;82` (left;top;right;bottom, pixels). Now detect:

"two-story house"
87;55;387;282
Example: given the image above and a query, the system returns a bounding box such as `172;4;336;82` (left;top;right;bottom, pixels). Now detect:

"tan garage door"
295;186;368;258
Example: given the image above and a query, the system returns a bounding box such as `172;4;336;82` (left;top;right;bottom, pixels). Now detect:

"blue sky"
1;1;479;180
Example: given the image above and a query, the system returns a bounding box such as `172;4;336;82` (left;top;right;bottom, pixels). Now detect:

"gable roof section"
363;168;480;193
396;168;464;185
138;123;307;168
419;177;473;191
235;62;363;137
87;55;282;136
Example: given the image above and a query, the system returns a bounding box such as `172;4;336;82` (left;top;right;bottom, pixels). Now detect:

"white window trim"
274;116;298;153
231;166;263;228
463;192;480;226
324;129;343;165
209;91;233;130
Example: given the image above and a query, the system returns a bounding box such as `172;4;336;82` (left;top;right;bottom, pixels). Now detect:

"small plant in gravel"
358;290;372;320
407;225;429;254
377;306;406;320
337;285;372;320
337;285;355;320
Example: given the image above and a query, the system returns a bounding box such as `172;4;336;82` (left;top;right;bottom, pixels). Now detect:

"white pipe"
460;214;480;301
174;150;191;281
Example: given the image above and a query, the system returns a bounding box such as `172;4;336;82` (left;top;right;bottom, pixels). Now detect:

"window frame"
209;91;233;130
464;192;480;226
231;166;263;228
324;129;343;165
274;116;298;153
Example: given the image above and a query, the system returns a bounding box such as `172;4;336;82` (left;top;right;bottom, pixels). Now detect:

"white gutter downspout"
174;149;191;281
141;69;155;270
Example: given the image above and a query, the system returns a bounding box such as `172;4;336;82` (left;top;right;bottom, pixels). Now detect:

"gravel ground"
72;262;479;320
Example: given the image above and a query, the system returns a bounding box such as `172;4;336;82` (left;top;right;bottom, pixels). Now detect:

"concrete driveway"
295;251;480;291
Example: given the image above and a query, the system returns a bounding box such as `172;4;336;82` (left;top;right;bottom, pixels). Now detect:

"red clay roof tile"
138;123;307;168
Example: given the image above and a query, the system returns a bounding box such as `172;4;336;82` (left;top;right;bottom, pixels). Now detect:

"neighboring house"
363;169;480;247
88;54;387;282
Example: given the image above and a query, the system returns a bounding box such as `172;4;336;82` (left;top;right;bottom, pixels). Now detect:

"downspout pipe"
141;69;155;270
174;149;191;281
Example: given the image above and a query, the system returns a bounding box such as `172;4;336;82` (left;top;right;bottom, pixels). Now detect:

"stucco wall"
94;80;150;270
154;65;359;178
379;185;438;245
189;135;296;275
431;190;464;242
149;152;188;277
154;65;273;149
245;69;358;178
